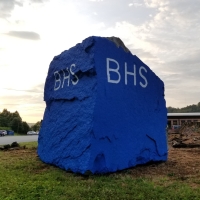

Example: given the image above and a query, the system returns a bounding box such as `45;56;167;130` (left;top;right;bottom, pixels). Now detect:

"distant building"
167;113;200;128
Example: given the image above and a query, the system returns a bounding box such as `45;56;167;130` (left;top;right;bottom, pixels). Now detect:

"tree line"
167;102;200;113
0;109;41;134
1;102;199;134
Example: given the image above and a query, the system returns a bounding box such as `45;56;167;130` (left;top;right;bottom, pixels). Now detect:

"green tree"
167;102;200;113
0;109;30;134
10;117;22;133
0;109;11;127
20;121;30;134
31;121;41;132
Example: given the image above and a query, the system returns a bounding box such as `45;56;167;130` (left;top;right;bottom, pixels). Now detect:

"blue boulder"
38;36;168;174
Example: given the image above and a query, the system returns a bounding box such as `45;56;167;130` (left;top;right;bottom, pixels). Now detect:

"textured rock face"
38;36;168;174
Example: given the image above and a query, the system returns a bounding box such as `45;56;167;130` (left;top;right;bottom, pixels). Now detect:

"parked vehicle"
172;125;181;130
0;130;7;136
27;131;37;135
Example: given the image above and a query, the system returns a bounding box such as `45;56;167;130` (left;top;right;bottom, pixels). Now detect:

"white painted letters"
139;66;148;88
54;71;62;91
54;64;79;91
107;58;121;84
62;68;70;88
70;64;79;85
125;63;136;86
106;57;148;88
54;58;148;92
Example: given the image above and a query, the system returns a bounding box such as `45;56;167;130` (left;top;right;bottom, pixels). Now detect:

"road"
0;135;38;145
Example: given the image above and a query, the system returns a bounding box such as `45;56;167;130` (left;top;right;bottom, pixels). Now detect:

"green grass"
0;142;200;200
0;127;11;131
14;132;28;136
13;132;23;136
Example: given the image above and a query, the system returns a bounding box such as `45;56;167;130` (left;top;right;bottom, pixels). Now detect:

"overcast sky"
0;0;200;123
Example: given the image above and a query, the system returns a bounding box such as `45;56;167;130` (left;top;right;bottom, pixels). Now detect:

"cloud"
0;0;22;18
1;0;200;115
72;0;157;26
2;88;43;94
0;0;48;19
0;83;45;122
89;0;103;1
2;83;44;94
30;0;48;3
6;31;40;40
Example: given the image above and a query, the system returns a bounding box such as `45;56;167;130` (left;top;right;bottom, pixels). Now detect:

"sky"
0;0;200;123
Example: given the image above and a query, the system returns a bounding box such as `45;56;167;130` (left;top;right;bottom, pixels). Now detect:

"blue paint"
7;130;14;135
38;36;168;174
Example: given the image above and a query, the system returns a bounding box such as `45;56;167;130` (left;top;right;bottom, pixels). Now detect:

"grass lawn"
0;142;200;200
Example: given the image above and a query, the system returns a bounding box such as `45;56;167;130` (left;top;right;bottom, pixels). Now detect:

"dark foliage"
0;109;30;134
31;121;41;132
167;102;200;113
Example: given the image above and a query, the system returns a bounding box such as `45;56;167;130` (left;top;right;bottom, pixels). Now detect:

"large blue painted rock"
38;36;168;174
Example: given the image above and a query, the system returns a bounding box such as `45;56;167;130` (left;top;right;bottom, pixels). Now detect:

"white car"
0;130;7;136
27;131;37;135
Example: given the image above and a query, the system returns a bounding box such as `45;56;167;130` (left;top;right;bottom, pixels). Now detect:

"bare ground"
127;133;200;187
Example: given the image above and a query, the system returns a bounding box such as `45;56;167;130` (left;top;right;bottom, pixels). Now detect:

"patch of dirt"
169;132;200;148
129;147;200;177
128;134;200;186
